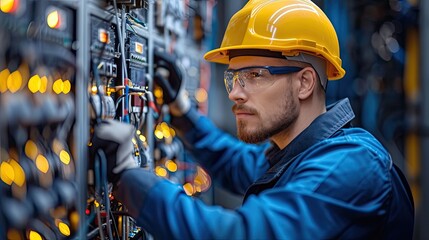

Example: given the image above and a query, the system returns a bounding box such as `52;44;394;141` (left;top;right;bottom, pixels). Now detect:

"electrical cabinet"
0;0;214;239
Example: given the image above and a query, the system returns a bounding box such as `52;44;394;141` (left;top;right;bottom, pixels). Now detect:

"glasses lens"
238;68;273;93
224;70;234;93
224;66;301;93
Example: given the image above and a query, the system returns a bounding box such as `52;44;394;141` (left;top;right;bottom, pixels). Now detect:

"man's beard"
233;95;298;144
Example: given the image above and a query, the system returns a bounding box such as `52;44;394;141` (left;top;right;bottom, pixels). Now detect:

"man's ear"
297;67;317;100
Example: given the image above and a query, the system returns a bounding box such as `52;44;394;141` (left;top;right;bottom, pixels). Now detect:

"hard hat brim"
204;45;345;81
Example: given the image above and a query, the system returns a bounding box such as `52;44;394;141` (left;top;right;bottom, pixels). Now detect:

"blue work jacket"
117;98;414;239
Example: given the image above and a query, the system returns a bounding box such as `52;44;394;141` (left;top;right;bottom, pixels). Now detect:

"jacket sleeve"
171;108;270;194
116;137;396;240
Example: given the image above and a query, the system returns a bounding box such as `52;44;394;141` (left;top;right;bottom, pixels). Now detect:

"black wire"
109;208;121;238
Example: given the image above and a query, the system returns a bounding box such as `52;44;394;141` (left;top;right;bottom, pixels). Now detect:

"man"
91;0;414;239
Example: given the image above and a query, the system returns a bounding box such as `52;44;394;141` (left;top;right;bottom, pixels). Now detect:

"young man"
91;0;414;238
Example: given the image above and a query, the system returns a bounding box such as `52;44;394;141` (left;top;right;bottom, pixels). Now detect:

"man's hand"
154;49;190;116
90;119;138;184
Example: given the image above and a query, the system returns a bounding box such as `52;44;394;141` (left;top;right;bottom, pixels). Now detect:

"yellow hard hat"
204;0;345;80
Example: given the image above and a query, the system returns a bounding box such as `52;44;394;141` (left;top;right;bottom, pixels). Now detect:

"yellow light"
165;160;177;172
1;161;15;185
58;222;71;236
47;10;61;29
25;140;39;160
39;76;48;93
7;70;23;93
160;122;171;138
155;166;167;177
10;159;25;186
131;138;137;145
0;69;11;93
63;80;71;94
169;128;176;137
59;150;70;165
94;200;100;207
136;130;141;135
91;85;98;94
183;183;194;196
154;87;163;98
35;155;50;173
154;129;164;140
28;75;41;93
195;88;208;103
162;128;171;138
53;79;64;94
139;135;146;142
28;231;42;240
0;0;18;14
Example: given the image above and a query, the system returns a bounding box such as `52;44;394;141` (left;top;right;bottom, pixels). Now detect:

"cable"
98;149;115;240
112;0;130;123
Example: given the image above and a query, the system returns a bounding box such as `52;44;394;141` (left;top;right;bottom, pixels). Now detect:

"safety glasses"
224;66;303;93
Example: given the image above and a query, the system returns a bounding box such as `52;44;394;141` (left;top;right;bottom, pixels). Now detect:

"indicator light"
47;10;61;29
0;0;19;14
46;7;66;30
135;42;143;54
98;28;110;44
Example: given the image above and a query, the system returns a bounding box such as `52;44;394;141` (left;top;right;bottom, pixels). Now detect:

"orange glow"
47;9;62;29
155;166;168;177
183;183;194;196
25;140;38;160
98;29;110;43
1;161;15;185
165;160;177;172
0;0;19;14
0;69;10;93
10;159;25;186
135;42;143;54
35;155;50;173
7;70;23;93
195;88;208;103
7;229;22;240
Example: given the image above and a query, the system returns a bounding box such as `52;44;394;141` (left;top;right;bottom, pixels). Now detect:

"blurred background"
208;0;427;239
0;0;427;239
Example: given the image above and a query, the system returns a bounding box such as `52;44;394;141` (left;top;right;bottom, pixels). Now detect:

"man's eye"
248;71;262;78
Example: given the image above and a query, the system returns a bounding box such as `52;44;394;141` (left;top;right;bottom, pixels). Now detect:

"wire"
98;149;115;240
112;0;130;123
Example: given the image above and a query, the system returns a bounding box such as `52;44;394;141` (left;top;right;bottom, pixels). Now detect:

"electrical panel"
1;0;213;239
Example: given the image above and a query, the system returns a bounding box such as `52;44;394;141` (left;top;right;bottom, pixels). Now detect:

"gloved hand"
154;49;190;116
90;119;138;184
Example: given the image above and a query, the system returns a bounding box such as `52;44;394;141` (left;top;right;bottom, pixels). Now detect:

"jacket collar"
266;98;355;168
